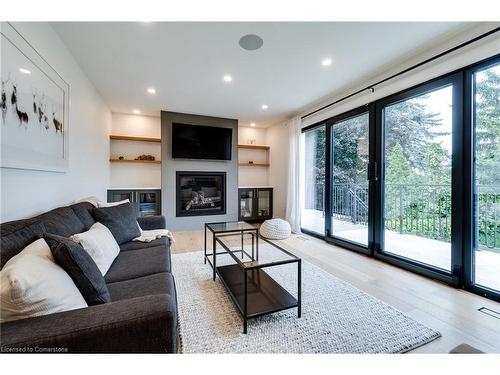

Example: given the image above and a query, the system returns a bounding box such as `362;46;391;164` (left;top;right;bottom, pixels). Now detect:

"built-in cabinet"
238;187;273;222
107;189;161;217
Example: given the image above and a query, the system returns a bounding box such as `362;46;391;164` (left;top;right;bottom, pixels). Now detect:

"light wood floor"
171;230;500;353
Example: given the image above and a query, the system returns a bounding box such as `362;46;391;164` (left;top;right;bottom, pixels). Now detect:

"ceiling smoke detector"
239;34;263;51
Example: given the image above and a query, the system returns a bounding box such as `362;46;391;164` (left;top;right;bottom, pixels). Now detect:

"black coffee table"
204;221;301;333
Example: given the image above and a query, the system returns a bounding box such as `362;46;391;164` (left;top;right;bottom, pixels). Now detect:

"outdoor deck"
301;209;500;291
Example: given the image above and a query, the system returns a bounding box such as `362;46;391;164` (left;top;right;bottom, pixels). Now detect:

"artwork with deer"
1;22;69;172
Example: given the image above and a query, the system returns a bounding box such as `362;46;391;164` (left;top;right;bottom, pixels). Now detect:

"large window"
301;125;326;235
331;112;370;246
382;84;453;271
300;55;500;302
472;62;500;293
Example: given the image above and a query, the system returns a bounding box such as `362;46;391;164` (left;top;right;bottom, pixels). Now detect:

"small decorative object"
134;154;155;161
260;219;292;240
248;161;254;164
118;156;124;160
250;139;256;145
1;23;69;172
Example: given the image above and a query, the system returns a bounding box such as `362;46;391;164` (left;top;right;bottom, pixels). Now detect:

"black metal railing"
305;183;500;250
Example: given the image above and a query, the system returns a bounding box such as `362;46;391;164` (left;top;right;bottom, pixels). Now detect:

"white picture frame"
1;22;69;172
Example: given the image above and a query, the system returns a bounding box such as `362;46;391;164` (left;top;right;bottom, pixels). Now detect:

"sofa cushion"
1;238;87;322
45;233;111;305
104;246;171;283
107;272;176;301
0;221;46;269
119;237;169;252
92;203;141;244
70;223;120;276
38;206;86;238
70;202;96;230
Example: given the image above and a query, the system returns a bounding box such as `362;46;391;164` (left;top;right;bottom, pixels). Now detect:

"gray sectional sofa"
0;202;179;353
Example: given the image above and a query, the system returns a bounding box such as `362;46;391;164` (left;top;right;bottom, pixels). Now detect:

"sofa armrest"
0;294;178;353
137;215;166;230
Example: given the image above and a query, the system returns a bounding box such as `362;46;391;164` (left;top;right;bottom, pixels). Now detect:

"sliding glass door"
379;80;458;273
471;61;500;294
328;109;371;248
299;55;500;301
301;125;326;235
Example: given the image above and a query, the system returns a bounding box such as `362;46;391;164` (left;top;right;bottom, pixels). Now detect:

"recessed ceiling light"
147;88;156;94
133;109;141;114
19;68;31;74
250;122;256;127
322;58;332;67
223;75;232;83
261;104;268;110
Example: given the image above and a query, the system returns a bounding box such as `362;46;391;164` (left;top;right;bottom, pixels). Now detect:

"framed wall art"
1;22;69;172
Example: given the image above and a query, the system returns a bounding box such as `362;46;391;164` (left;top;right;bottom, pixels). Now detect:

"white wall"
239;127;267;145
1;22;112;222
110;113;161;188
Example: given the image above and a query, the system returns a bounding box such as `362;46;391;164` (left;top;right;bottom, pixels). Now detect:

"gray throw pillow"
91;202;141;244
0;221;46;269
44;233;111;305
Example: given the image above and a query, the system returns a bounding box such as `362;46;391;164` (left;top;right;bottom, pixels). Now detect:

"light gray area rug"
173;250;441;353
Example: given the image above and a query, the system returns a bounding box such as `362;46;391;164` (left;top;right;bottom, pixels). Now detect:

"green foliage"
424;143;450;185
386;143;412;184
332;113;369;186
384;95;445;170
475;68;500;185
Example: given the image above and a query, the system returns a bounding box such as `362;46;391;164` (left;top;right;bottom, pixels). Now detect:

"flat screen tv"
171;123;232;160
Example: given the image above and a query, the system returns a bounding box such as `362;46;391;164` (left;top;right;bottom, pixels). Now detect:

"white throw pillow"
70;222;120;275
97;199;130;208
0;238;88;323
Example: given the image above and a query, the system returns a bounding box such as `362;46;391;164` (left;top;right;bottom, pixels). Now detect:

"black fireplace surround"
176;171;226;217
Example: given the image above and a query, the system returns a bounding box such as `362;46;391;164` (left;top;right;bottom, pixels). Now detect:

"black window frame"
300;122;327;238
299;53;500;302
463;55;500;301
374;72;463;286
324;105;375;256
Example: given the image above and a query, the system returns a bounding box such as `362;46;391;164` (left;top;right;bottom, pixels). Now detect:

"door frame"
324;105;374;256
373;72;463;286
463;55;500;301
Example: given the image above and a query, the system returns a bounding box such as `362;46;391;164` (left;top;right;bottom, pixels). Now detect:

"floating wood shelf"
238;163;270;167
110;159;161;164
237;144;270;150
110;135;161;143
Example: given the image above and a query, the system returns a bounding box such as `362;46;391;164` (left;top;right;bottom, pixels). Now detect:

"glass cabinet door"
138;191;159;217
109;190;134;203
257;189;271;218
240;189;254;218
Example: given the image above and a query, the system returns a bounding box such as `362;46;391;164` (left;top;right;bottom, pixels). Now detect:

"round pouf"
260;218;291;240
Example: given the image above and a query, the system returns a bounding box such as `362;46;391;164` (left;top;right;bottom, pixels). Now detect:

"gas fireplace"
176;171;226;217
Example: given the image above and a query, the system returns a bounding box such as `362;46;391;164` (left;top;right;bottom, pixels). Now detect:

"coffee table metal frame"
204;221;301;333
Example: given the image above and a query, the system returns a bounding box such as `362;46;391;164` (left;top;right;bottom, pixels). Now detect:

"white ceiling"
51;22;476;127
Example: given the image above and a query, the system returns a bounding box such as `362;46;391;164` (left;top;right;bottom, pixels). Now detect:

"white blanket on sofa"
133;229;175;243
